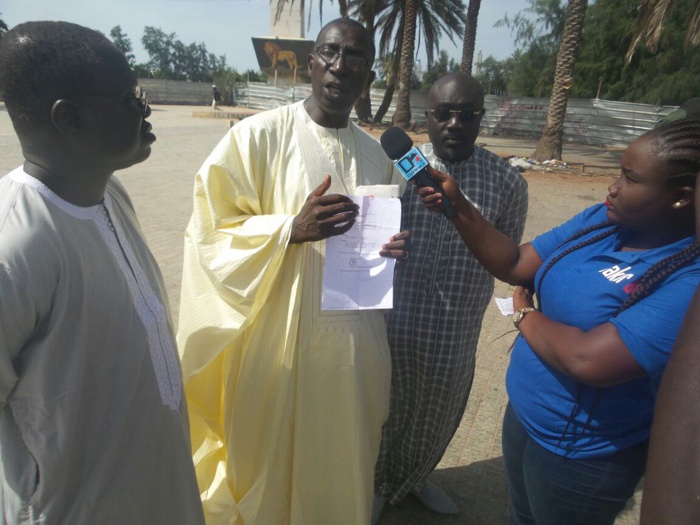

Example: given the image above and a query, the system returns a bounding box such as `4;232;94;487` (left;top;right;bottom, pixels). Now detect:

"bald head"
427;72;484;109
0;21;114;136
316;18;375;64
425;73;485;162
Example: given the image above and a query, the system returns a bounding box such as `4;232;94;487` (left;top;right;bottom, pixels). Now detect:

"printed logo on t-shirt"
599;264;634;284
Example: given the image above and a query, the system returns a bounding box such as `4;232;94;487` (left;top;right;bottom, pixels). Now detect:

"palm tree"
626;0;700;62
393;0;419;128
363;0;404;123
391;0;466;129
350;0;410;123
373;48;402;122
279;0;463;125
460;0;481;74
533;0;588;161
349;0;385;121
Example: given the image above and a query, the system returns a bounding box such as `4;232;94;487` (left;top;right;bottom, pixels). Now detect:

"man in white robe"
0;22;204;524
178;18;407;525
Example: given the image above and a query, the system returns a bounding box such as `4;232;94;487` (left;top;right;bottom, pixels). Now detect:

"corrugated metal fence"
235;83;676;148
140;79;678;148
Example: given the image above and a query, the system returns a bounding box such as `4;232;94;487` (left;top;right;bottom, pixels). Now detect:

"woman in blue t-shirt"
416;118;700;525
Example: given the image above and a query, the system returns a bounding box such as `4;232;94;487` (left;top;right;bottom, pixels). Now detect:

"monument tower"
251;0;314;85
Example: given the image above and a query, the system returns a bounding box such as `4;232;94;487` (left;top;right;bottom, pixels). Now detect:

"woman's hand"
513;285;535;311
415;166;466;214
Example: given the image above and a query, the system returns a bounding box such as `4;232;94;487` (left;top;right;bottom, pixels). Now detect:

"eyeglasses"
426;107;483;123
81;88;149;116
315;45;369;72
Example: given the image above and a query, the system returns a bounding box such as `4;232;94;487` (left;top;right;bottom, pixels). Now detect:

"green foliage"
474;55;513;95
572;0;700;105
494;0;566;97
621;0;700;104
140;26;228;82
241;69;268;83
469;0;700;105
420;50;459;89
109;26;136;67
508;43;558;97
496;0;567;52
568;0;639;100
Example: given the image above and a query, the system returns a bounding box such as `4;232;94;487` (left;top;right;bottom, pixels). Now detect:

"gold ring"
401;250;410;260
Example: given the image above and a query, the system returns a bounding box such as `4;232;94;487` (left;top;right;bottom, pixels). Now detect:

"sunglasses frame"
79;87;149;117
426;107;484;123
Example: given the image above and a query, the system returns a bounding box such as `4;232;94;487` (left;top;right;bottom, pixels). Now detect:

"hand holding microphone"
380;126;458;219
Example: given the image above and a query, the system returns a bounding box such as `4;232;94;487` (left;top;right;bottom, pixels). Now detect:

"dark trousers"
502;403;647;525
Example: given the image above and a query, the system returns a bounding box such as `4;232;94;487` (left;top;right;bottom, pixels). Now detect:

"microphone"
380;126;457;219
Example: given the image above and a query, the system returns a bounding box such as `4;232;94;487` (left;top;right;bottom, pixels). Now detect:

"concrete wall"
138;79;215;106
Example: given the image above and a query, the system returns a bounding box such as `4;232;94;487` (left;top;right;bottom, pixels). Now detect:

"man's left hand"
380;229;411;263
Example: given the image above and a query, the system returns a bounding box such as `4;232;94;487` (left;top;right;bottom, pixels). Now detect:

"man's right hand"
290;175;359;244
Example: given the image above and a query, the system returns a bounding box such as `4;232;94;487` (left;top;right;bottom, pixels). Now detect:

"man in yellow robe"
178;18;407;525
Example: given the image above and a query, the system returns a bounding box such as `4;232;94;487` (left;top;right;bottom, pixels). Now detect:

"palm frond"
686;0;700;48
626;0;676;63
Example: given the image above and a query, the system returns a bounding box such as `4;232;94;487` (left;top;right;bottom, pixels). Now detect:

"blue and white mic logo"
394;147;429;181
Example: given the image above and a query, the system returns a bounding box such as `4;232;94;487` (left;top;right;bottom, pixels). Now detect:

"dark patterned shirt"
376;144;528;501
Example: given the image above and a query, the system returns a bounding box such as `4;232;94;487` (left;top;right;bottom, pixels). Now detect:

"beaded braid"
607;118;700;312
547;119;700;453
536;119;700;313
534;221;617;310
617;242;700;312
535;225;700;315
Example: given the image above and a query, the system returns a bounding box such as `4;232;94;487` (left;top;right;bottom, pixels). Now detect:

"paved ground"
0;104;641;524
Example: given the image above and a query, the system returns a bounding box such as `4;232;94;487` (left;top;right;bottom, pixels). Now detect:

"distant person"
373;73;528;522
655;98;700;128
212;84;221;110
417;118;700;525
640;178;700;525
177;18;407;525
0;21;204;523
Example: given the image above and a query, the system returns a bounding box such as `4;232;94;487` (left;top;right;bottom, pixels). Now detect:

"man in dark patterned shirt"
373;73;529;522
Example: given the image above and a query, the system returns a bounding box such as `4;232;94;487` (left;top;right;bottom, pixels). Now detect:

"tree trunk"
353;12;379;122
375;81;397;123
394;0;418;130
533;0;588;161
460;0;482;74
354;89;373;122
374;48;402;123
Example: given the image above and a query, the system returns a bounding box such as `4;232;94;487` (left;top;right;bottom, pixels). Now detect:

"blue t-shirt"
507;203;700;459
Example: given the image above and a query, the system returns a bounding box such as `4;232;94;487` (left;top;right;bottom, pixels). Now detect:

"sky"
2;0;531;74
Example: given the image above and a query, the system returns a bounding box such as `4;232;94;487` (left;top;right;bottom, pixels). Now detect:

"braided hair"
536;118;700;314
535;221;617;308
537;119;700;454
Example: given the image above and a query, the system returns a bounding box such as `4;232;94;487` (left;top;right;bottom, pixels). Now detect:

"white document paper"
322;194;401;310
495;296;515;316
